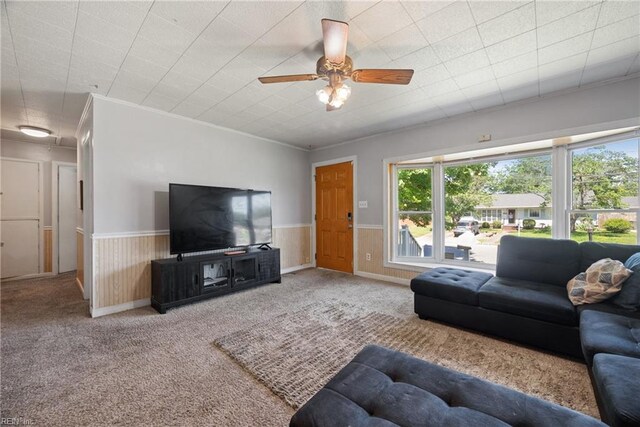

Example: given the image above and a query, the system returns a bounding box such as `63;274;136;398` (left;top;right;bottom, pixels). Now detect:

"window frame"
392;164;435;263
527;209;541;218
385;130;640;272
566;137;640;245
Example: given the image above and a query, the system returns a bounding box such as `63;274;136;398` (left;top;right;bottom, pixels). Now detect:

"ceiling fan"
258;18;414;112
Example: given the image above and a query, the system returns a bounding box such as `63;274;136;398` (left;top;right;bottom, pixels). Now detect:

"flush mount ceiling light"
258;18;414;111
19;125;51;138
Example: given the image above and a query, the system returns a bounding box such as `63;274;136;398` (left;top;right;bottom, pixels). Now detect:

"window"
569;138;639;245
528;209;540;218
443;154;552;266
388;131;639;270
395;167;432;258
479;209;501;222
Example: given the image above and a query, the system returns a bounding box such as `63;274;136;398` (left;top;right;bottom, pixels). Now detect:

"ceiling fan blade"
321;18;349;64
351;69;414;85
258;74;319;84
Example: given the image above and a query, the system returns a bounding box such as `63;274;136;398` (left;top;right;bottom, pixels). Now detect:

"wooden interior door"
316;161;353;273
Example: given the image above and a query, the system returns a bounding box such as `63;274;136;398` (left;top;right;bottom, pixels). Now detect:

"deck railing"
398;225;422;257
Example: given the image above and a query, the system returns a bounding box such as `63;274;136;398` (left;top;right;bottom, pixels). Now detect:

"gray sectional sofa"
411;235;640;358
411;235;640;426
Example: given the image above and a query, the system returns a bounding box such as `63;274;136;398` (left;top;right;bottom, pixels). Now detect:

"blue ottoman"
592;353;640;427
580;310;640;366
290;345;604;427
411;267;493;306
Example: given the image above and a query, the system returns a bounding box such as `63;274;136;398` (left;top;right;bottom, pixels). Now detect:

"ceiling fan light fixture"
316;86;332;105
329;98;344;109
335;83;351;101
19;125;51;138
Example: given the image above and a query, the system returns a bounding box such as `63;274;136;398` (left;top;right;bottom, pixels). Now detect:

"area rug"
213;301;597;417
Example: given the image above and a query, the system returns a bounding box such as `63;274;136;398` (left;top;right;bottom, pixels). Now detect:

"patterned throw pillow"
567;258;631;306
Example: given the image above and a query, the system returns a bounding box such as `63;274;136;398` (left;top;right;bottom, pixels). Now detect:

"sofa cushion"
592;353;640;427
611;264;640;311
580;242;640;273
578;302;640;320
478;277;578;326
290;344;604;427
410;268;493;306
496;235;581;286
567;258;630;305
579;310;640;366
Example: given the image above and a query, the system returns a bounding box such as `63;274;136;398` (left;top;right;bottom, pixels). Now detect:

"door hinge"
314;175;316;181
314;213;316;220
314;253;317;260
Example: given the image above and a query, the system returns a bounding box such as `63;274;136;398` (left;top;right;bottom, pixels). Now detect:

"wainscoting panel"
93;226;311;312
94;234;169;309
272;226;311;270
76;229;84;289
357;227;419;280
44;228;52;273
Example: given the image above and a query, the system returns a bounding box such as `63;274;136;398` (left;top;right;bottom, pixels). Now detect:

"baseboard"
91;298;151;318
75;277;84;294
1;272;55;282
281;263;314;274
355;270;411;286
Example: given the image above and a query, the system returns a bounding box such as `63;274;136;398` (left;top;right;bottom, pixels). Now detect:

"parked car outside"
454;219;480;237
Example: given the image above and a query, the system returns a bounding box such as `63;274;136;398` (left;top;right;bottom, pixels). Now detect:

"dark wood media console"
151;248;281;313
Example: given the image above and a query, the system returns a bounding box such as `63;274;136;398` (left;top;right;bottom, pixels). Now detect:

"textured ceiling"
1;0;639;150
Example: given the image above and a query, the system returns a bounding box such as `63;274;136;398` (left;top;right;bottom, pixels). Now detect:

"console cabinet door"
258;249;280;281
201;259;232;294
173;262;200;301
153;261;200;303
231;255;259;288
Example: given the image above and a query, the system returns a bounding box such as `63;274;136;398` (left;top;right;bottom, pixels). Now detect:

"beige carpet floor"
1;269;596;426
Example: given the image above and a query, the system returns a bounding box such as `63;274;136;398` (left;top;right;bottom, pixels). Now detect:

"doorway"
1;158;42;279
315;161;354;273
508;209;516;224
53;163;77;274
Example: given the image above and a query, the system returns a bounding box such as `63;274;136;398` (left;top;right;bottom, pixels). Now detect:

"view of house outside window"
442;154;553;265
569;139;639;245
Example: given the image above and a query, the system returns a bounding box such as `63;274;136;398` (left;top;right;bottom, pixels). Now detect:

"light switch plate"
358;201;368;208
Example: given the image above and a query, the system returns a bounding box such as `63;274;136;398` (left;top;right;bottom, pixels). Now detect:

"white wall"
91;96;311;234
0;140;76;227
310;77;640;226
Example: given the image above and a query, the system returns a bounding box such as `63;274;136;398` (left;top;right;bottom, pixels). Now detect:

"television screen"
169;183;272;254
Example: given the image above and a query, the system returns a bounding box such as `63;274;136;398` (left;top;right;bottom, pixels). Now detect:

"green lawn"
516;228;637;245
408;225;432;238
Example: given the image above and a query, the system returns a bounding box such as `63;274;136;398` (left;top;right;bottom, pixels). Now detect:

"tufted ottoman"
410;267;493;307
580;310;640;366
290;345;604;427
591;353;640;427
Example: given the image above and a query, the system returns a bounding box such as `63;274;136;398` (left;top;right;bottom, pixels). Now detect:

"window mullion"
433;162;444;263
552;145;568;239
391;164;399;261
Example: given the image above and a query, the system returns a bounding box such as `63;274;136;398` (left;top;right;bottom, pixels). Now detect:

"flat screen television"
169;183;272;254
